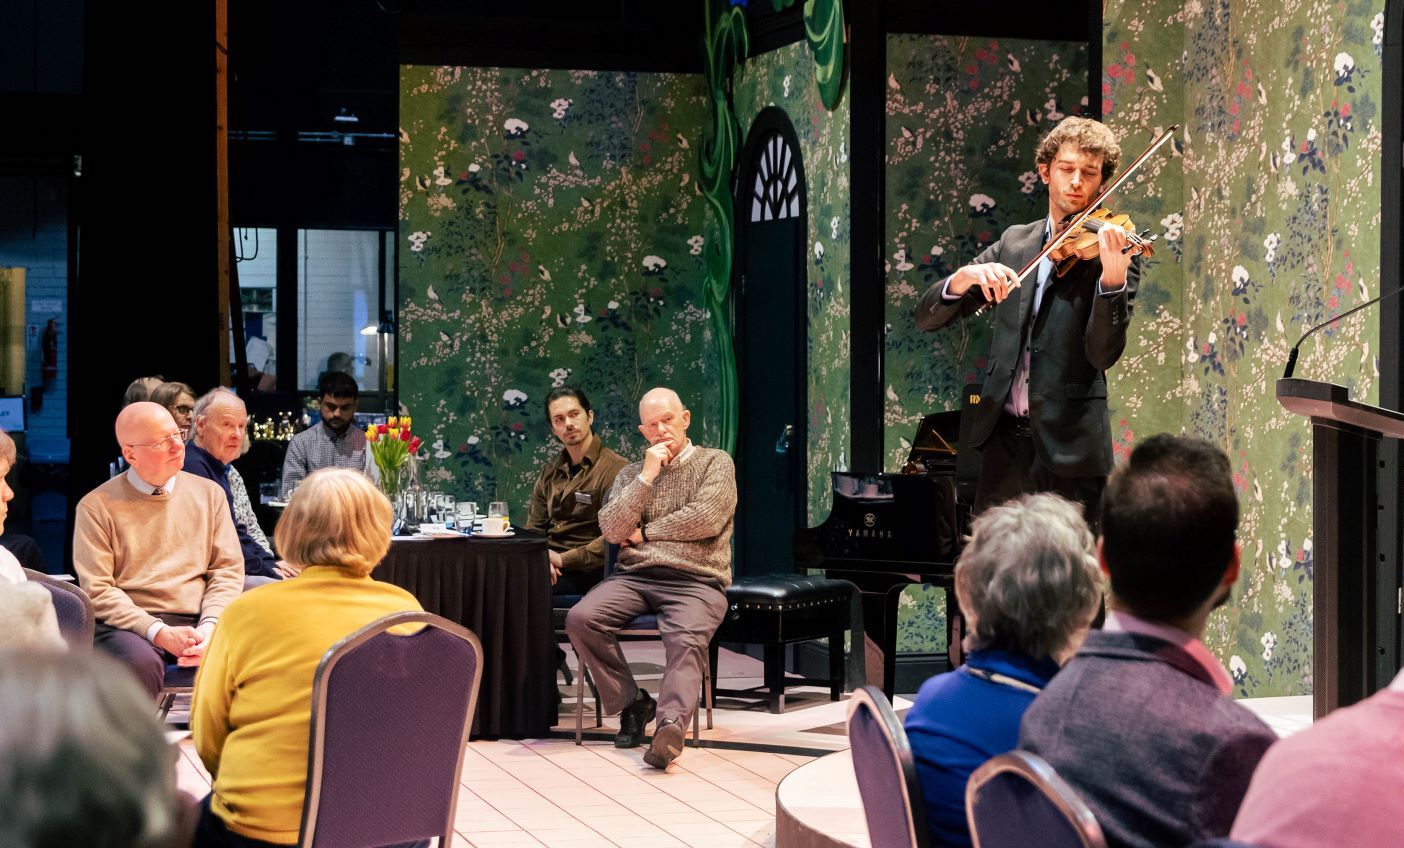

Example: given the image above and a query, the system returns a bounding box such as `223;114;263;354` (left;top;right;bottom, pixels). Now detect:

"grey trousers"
95;612;199;698
566;567;727;724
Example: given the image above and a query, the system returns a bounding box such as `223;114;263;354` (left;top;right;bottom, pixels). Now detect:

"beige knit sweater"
74;471;245;634
598;445;736;587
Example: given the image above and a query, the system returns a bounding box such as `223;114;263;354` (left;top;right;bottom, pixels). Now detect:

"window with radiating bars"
750;133;800;222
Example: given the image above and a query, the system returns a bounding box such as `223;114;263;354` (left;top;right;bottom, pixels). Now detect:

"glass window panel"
296;229;382;391
234;227;277;385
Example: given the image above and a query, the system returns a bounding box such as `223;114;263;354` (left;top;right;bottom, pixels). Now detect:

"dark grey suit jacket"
914;220;1136;477
1018;630;1277;848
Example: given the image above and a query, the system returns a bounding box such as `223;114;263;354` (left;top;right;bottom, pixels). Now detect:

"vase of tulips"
366;416;423;503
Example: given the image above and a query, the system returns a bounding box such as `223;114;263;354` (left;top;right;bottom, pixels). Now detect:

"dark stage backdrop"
397;67;718;517
1099;0;1383;698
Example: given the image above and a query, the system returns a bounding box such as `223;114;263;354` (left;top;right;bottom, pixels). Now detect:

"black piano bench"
709;575;852;714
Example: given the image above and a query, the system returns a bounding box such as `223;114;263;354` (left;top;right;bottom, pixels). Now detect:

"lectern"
1276;377;1404;718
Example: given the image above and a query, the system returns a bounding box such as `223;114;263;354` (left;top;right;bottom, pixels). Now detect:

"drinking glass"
488;501;509;519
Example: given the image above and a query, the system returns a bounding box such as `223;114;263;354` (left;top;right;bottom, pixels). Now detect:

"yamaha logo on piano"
847;513;893;539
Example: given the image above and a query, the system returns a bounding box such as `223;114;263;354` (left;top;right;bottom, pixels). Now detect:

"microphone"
1283;284;1404;379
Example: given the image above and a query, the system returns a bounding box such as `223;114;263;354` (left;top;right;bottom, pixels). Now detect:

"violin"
995;125;1179;292
1047;207;1157;278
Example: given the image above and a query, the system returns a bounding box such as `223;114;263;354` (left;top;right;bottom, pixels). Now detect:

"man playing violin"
914;116;1138;525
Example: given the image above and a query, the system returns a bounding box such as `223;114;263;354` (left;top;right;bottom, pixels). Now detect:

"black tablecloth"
374;532;555;740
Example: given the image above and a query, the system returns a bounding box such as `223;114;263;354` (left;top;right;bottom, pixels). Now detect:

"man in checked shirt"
279;371;377;499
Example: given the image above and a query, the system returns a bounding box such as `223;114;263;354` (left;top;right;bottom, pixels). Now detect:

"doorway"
735;108;808;578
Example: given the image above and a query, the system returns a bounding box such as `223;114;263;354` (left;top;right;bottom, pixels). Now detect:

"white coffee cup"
481;516;510;535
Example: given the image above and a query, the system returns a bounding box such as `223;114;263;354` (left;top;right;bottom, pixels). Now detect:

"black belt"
1001;414;1033;438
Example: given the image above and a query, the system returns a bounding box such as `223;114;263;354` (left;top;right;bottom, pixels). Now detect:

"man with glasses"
74;401;244;697
279;371;376;499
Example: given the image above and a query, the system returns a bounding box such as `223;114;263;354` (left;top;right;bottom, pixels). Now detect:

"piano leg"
947;591;965;669
882;583;906;702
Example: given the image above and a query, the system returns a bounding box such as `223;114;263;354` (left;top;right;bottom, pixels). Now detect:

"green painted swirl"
803;0;844;110
699;2;749;454
768;0;845;111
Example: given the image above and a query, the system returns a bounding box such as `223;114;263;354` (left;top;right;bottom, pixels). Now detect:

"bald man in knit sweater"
567;388;736;770
75;402;244;697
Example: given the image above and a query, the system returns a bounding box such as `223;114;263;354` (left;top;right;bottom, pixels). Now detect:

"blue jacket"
904;649;1059;847
183;443;281;580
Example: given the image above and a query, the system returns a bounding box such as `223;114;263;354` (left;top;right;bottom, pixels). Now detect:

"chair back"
22;568;94;648
966;750;1105;848
846;685;930;848
299;611;482;848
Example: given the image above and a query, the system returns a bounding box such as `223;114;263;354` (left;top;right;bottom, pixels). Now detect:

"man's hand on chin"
641;442;673;483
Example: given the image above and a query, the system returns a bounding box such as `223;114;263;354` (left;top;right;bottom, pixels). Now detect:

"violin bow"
1006;123;1180;287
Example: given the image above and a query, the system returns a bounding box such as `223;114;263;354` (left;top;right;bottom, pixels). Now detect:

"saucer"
475;529;515;538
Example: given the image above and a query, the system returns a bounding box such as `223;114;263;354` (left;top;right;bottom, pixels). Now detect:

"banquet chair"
298;611;482;848
22;567;94;648
966;750;1106;848
846;685;930;848
571;542;713;746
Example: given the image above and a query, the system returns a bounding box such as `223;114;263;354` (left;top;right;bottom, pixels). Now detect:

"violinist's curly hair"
1035;117;1121;182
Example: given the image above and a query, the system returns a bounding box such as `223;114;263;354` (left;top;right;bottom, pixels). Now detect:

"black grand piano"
794;408;977;700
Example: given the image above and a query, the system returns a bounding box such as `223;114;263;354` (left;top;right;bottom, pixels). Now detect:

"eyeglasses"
128;431;186;453
173;405;194;416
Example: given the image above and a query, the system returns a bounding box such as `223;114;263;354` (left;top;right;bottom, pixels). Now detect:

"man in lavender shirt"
913;117;1137;523
1018;435;1277;848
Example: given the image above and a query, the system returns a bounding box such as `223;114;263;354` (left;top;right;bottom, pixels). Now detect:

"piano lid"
901;410;961;474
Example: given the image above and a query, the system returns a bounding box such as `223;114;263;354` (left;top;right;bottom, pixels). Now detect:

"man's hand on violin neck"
1095;226;1132;289
950;262;1020;304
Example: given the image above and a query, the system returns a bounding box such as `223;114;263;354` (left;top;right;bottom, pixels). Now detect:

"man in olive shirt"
527;386;629;596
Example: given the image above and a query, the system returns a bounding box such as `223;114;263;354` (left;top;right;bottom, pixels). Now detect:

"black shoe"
643;717;685;770
614;690;656;749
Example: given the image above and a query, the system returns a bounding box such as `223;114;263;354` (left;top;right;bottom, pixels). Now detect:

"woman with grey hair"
0;649;182;848
902;493;1103;847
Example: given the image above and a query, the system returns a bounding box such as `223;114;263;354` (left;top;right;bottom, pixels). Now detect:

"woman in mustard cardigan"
191;467;423;848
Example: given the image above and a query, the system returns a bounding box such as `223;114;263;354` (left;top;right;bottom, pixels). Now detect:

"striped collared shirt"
280;423;376;498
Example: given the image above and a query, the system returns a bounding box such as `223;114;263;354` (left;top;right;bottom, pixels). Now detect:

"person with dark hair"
151;382;197;439
526;386;629;594
1019;434;1277;848
914;116;1138;523
0;650;183;848
279;372;374;499
123;375;165;407
904;493;1102;847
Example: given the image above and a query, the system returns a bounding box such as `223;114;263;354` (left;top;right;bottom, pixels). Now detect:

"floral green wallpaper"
1102;0;1383;697
880;2;1383;693
732;41;852;526
884;35;1090;654
398;67;718;518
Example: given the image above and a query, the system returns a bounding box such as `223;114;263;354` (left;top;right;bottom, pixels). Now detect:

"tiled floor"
174;736;810;847
169;639;1315;848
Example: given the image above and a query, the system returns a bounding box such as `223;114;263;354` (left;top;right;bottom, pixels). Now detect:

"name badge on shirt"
574;492;592;505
